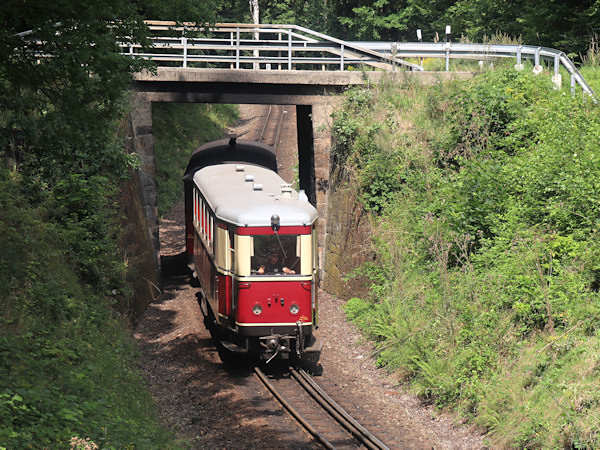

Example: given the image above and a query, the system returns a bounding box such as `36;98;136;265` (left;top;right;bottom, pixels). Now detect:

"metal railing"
18;21;592;98
120;22;423;71
119;22;595;99
355;41;595;98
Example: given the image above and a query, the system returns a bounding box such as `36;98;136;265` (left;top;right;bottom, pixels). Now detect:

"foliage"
0;1;216;447
0;166;173;448
0;1;151;290
153;103;239;216
218;0;599;64
333;67;600;447
217;0;333;32
330;0;599;59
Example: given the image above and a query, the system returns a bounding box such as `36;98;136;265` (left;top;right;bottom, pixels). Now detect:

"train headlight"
289;303;300;315
252;304;263;316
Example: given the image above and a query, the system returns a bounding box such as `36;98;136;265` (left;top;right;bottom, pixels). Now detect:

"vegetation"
222;0;599;60
333;61;600;447
153;103;239;216
0;1;217;447
1;0;598;446
0;169;173;448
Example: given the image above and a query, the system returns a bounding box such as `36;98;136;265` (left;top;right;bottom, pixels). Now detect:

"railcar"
183;136;321;365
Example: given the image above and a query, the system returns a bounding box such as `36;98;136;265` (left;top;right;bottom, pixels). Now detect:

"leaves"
332;67;600;446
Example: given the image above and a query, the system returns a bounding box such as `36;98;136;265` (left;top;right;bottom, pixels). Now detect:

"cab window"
251;235;302;275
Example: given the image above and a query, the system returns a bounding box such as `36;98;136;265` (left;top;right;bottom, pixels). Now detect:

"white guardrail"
17;21;595;98
123;22;595;98
123;22;423;71
358;41;596;98
16;21;596;98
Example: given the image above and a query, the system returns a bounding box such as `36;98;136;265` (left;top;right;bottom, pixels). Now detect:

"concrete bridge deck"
133;68;467;103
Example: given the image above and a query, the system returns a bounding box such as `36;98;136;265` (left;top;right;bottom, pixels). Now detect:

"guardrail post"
182;37;188;68
533;47;543;74
445;25;451;71
514;45;524;70
278;32;282;71
288;29;292;70
416;30;423;68
236;28;240;69
571;74;576;95
340;44;345;71
230;31;234;69
253;26;259;70
551;53;561;90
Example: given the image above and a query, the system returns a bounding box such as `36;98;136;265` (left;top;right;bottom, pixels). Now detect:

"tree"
0;0;217;287
326;0;599;57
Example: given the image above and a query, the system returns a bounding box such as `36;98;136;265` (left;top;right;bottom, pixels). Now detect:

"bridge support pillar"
312;101;336;238
296;105;316;205
296;100;339;276
127;93;160;269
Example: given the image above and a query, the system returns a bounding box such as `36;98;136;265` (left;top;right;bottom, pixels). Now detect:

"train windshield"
251;235;303;275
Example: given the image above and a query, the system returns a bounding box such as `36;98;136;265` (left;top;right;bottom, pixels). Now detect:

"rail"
254;366;389;449
356;41;595;98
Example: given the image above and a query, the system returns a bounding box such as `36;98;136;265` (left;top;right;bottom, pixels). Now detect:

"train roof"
183;136;277;182
194;164;317;228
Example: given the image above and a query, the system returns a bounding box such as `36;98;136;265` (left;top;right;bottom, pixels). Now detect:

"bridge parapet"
119;21;595;99
121;21;422;72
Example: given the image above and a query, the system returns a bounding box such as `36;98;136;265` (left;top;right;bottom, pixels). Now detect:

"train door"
229;229;235;315
233;234;252;313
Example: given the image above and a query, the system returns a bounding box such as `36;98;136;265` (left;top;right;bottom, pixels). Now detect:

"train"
183;135;321;365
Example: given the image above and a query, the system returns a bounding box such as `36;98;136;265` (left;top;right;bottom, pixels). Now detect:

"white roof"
193;164;317;227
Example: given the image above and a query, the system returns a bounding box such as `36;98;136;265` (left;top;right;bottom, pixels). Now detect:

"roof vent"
281;183;293;198
235;164;245;172
245;174;255;182
253;183;263;191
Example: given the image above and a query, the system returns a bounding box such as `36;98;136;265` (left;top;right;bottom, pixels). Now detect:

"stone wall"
322;167;374;301
119;93;160;321
128;92;160;266
120;167;160;320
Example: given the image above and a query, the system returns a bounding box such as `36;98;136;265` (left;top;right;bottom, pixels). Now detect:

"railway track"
255;366;389;450
255;104;287;149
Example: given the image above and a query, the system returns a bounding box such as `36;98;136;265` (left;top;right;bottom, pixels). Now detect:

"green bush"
0;163;171;448
335;68;600;447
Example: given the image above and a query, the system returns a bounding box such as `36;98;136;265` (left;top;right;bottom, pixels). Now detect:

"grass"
334;61;600;447
0;166;174;448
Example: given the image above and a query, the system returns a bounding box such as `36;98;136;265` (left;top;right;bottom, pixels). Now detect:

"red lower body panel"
235;279;312;327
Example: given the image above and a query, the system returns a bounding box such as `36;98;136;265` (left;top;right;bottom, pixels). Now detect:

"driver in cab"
257;249;295;275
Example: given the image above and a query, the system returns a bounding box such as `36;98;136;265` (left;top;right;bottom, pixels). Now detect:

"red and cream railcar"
183;137;321;364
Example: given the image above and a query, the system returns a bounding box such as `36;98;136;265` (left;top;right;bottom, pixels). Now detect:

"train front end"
233;219;320;363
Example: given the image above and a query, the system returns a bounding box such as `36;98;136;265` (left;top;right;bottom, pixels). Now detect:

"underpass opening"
296;104;316;206
151;102;311;262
